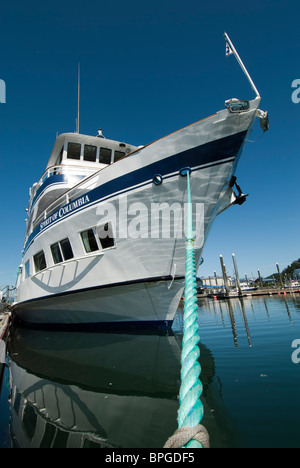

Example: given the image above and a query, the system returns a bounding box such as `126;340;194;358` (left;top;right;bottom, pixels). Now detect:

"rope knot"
163;425;210;449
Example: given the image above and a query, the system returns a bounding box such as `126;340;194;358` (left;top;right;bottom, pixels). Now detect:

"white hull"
13;98;264;328
14;278;185;329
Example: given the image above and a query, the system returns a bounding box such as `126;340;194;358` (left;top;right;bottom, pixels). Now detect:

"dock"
0;309;11;365
199;287;300;300
0;311;10;339
199;253;300;301
0;302;10;314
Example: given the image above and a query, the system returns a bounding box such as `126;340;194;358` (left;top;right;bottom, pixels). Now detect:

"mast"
77;62;80;134
224;32;260;98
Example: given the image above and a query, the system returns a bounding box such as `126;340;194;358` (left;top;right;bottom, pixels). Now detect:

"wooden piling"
232;253;242;296
220;255;230;297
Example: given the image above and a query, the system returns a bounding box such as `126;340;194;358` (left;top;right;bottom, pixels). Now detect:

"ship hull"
13;99;261;328
13;277;185;329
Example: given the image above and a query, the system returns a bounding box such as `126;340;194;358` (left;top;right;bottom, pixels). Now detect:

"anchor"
230;176;248;206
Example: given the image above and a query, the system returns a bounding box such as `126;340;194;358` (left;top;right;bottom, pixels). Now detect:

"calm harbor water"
1;294;300;448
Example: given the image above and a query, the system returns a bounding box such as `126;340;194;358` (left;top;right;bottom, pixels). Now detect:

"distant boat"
12;35;268;329
228;282;258;296
239;282;258;292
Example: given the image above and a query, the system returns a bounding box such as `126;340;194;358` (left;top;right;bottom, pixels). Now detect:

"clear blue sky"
0;0;299;286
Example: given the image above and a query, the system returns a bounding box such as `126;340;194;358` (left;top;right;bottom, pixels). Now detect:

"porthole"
153;174;163;186
179;167;192;177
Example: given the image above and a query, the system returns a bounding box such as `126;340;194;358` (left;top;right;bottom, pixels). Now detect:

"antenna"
77;62;80;133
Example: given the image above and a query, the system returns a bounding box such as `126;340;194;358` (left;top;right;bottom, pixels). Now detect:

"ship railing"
1;285;15;304
32;170;99;232
29;165;99;212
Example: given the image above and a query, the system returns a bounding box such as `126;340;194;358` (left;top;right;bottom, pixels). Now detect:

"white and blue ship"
13;36;269;329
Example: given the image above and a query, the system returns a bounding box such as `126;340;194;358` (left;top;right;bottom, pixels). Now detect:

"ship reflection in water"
7;320;238;448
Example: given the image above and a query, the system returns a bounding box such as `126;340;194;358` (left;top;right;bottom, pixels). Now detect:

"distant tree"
266;258;300;281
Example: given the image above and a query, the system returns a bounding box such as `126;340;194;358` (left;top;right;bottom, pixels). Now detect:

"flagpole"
224;32;260;98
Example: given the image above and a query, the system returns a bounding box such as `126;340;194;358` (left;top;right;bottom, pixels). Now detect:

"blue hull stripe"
23;130;247;254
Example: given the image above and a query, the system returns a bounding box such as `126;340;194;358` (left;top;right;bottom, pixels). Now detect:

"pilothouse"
25;132;138;241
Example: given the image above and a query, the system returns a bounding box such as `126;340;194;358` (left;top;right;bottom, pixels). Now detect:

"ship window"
84;144;97;162
55;147;64;165
60;238;74;260
34;250;47;272
227;100;250;113
114;150;125;162
13;392;22;415
23;404;37;441
99;147;112;164
67;142;81;160
51;238;74;264
51;242;63;264
96;222;115;249
52;426;70;448
40;423;56;448
81;229;99;253
25;260;30;278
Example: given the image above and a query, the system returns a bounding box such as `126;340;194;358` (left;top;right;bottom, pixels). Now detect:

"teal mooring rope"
177;171;206;448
